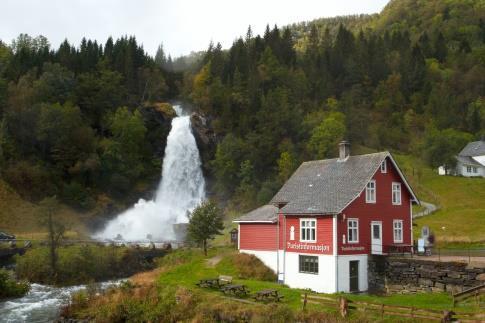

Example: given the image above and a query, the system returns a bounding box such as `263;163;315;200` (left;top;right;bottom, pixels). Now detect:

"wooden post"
411;306;414;318
303;293;307;311
441;310;455;322
339;297;348;318
381;303;384;318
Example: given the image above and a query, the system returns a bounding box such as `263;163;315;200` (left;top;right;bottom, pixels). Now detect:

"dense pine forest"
0;35;180;215
0;0;484;220
184;0;485;210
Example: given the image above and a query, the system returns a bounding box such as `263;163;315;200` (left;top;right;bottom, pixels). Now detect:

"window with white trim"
472;167;478;174
392;182;402;205
393;220;403;243
347;219;359;243
381;160;387;173
300;219;316;242
466;166;472;173
366;180;376;203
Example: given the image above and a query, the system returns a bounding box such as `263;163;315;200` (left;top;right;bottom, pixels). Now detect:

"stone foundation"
368;256;485;294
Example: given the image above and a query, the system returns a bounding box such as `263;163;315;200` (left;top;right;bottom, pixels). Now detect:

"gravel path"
413;201;439;218
206;254;223;267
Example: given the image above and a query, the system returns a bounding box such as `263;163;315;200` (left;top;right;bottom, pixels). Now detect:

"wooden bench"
218;275;233;286
253;289;284;302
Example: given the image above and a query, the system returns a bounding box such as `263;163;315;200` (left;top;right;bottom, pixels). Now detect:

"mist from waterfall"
94;105;205;241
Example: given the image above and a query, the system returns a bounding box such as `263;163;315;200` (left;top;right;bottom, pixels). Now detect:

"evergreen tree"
433;32;447;63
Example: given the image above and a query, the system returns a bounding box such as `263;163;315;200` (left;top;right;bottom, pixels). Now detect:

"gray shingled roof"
459;140;485;157
234;205;278;223
270;152;391;215
234;151;418;222
456;155;482;167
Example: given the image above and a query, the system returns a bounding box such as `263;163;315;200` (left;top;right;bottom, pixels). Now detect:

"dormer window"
381;160;387;173
366;180;376;203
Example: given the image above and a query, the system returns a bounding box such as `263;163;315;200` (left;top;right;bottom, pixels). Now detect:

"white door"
371;221;382;255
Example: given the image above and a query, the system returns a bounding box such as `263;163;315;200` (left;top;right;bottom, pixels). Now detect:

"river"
0;280;123;323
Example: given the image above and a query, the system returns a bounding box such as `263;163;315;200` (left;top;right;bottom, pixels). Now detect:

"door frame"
349;260;359;292
371;221;383;255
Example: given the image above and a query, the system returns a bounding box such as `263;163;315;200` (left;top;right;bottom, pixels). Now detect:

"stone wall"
368;256;485;294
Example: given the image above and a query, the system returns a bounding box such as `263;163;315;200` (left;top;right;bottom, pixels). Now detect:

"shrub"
61;181;95;210
15;245;154;285
0;268;30;299
155;248;200;267
232;253;277;281
3;161;57;201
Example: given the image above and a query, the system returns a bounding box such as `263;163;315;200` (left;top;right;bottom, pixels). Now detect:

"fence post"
410;306;414;318
339;297;348;318
303;293;307;311
438;248;440;261
442;310;454;322
381;303;384;319
468;248;471;264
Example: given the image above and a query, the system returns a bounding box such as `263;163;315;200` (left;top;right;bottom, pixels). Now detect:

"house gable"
337;157;412;255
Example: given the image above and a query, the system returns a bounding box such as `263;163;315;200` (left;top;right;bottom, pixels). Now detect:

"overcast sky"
1;0;389;57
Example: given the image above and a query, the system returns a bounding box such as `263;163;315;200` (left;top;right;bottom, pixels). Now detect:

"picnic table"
196;278;220;288
196;275;233;289
253;289;284;302
220;284;249;297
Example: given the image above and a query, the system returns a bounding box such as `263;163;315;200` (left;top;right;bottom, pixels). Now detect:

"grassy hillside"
394;154;485;245
64;248;482;321
0;178;88;239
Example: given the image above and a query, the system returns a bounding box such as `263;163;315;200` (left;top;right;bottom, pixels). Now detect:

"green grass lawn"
157;248;480;316
393;154;485;246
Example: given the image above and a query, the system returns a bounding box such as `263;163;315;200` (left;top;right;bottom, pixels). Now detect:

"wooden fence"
301;293;484;322
453;283;485;307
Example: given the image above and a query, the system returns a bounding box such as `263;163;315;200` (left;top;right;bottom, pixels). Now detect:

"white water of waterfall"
94;105;205;241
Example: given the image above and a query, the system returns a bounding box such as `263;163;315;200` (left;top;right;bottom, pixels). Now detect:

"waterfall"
94;104;206;241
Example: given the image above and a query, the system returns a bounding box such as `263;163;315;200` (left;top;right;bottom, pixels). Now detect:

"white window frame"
466;166;472;173
392;182;402;205
347;218;359;244
300;218;317;243
366;180;376;203
381;160;387;173
393;220;403;243
472;167;478;174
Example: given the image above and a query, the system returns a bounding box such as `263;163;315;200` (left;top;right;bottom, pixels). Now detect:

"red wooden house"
234;142;419;293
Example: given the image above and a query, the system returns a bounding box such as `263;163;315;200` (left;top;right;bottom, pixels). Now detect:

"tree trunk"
203;239;207;256
48;213;57;281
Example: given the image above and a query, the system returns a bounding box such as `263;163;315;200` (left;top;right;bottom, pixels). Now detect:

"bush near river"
15;245;157;286
0;268;29;299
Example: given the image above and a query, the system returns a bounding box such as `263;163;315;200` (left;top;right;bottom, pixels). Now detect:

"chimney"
339;141;350;161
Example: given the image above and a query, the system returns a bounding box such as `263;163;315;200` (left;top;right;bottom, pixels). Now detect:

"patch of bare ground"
206;254;223;267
